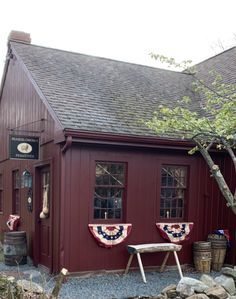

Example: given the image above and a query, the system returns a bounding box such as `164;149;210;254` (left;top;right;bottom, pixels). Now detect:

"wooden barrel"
207;234;227;271
193;241;211;273
3;231;27;266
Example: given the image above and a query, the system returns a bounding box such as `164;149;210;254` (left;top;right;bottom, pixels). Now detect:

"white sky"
0;0;236;75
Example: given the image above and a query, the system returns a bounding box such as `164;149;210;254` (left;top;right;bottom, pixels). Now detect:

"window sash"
160;165;187;219
94;162;126;220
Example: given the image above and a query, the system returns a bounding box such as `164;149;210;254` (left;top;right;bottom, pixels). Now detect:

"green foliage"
149;52;195;73
146;70;236;149
147;53;236;212
0;275;22;298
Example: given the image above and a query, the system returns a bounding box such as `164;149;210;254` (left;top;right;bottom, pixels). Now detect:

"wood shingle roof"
8;42;236;138
10;41;201;137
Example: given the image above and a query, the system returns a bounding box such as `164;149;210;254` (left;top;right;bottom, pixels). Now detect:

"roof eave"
62;129;195;150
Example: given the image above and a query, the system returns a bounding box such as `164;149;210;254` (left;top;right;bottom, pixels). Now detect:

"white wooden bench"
124;243;183;283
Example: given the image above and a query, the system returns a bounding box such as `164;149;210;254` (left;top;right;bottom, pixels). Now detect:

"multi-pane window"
94;162;126;220
160;165;187;219
0;174;3;213
12;170;20;215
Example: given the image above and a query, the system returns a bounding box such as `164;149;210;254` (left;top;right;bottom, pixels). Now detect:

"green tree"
147;54;236;214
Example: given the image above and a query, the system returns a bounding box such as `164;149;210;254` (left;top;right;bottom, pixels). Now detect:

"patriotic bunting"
214;229;230;247
156;222;194;244
88;224;132;248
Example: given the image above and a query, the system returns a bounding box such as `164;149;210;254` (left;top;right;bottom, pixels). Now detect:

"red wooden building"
0;31;235;273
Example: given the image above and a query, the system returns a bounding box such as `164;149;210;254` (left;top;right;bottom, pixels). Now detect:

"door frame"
34;159;53;272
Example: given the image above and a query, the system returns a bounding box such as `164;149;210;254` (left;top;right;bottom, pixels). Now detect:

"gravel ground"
0;263;219;299
61;270;186;299
59;269;217;299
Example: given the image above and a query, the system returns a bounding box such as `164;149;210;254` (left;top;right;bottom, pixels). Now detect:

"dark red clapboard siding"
0;57;61;273
1;52;236;273
59;144;234;272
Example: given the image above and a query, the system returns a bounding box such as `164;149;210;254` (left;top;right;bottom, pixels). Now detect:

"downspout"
61;135;72;153
60;134;72;270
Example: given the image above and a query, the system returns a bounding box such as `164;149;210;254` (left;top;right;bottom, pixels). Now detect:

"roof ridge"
10;41;187;75
194;45;236;68
7;39;205;137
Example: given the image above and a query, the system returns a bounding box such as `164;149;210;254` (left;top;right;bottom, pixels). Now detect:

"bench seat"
124;243;183;283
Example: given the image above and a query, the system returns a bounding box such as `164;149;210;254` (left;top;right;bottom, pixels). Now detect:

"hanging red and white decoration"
88;224;132;248
156;222;194;244
6;214;20;231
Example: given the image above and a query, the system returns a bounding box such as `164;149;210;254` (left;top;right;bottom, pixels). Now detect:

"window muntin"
160;165;187;219
12;170;20;215
94;162;126;220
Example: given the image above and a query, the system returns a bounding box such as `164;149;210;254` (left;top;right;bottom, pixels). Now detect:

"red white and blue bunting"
214;229;230;247
214;229;229;242
88;224;132;248
156;222;194;244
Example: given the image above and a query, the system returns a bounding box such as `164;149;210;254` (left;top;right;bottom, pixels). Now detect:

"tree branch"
221;138;236;171
193;137;236;214
221;138;236;199
49;268;68;299
192;74;236;103
206;138;216;151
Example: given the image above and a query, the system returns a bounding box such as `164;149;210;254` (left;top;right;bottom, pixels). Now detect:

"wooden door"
38;166;52;269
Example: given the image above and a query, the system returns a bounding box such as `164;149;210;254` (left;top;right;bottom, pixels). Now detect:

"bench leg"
124;254;134;275
160;251;170;273
136;252;147;283
173;251;183;279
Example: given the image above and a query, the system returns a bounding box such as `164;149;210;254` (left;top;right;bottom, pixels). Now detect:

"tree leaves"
146;73;236;145
146;54;236;213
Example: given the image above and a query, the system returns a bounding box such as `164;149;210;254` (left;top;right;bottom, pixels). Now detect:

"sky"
0;0;236;75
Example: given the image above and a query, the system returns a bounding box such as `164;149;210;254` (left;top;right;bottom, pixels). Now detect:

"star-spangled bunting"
214;229;230;247
156;222;194;244
88;224;132;248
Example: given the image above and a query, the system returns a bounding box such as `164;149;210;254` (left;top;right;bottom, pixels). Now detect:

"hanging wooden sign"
9;135;39;160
